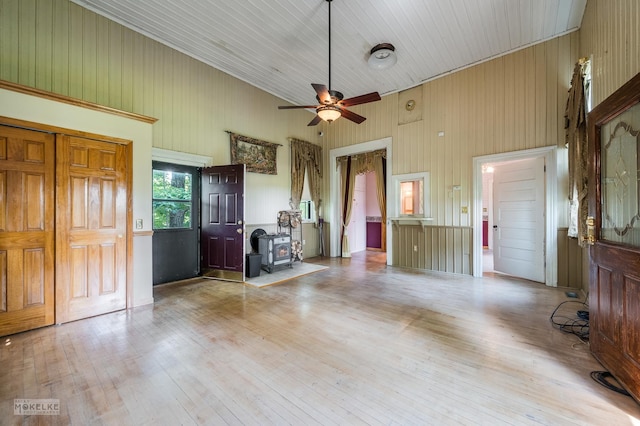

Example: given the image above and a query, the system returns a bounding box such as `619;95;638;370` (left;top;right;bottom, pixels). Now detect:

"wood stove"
258;233;292;273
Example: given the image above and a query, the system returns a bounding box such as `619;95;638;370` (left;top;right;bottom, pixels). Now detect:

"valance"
336;149;386;175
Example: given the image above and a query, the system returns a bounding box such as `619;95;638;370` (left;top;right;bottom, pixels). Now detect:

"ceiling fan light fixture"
317;105;342;122
368;43;397;70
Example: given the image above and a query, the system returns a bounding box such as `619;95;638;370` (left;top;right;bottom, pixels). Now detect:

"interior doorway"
488;157;545;283
472;146;558;286
329;138;392;262
151;148;212;283
347;172;384;254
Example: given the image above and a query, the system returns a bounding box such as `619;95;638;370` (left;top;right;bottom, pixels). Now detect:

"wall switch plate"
461;206;468;214
136;219;143;229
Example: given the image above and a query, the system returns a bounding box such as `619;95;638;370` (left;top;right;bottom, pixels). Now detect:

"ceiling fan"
278;0;382;126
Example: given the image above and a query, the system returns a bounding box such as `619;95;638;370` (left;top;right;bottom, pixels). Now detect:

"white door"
493;157;545;283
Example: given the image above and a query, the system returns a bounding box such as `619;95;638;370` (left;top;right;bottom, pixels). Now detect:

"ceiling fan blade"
312;83;331;104
307;115;323;126
340;108;366;124
340;92;381;107
278;105;319;110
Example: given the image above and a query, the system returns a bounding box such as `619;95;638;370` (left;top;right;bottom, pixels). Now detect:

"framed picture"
229;133;280;175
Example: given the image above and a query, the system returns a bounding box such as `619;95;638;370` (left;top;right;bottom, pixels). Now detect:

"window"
152;169;193;229
400;180;423;215
583;58;592;112
299;200;315;222
392;172;430;218
298;170;315;222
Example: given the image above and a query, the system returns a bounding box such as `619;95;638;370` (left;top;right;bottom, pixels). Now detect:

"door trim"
472;146;558;286
329;137;393;263
152;147;212;167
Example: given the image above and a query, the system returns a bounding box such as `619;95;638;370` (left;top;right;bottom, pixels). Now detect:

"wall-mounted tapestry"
228;132;280;174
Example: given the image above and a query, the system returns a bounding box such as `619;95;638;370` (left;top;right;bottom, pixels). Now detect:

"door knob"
237;228;243;234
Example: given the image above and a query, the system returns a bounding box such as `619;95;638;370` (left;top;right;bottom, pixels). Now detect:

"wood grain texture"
55;135;128;324
1;251;638;424
0;125;54;336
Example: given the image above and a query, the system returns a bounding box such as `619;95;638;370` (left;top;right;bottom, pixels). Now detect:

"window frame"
152;168;195;230
299;199;315;223
391;172;431;218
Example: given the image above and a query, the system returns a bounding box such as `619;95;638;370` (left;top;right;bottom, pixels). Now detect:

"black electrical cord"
590;371;631;397
551;299;633;399
549;299;589;342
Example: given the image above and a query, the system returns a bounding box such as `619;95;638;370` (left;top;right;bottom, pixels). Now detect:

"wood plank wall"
4;0;640;279
0;0;320;226
556;229;584;289
325;33;578;274
580;0;640;108
393;225;472;275
574;0;640;294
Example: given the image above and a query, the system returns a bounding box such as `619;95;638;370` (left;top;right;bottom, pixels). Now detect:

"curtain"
339;156;356;257
372;154;387;251
289;138;322;219
337;149;387;256
565;61;588;246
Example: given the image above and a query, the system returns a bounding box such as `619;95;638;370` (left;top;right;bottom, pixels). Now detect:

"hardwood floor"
1;251;639;425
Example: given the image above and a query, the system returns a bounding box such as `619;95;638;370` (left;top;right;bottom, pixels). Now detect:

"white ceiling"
71;0;587;107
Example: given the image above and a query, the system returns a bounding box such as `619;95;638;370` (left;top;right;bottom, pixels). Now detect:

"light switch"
136;219;143;229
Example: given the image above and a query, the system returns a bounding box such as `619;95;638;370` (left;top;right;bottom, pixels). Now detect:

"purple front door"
201;164;245;281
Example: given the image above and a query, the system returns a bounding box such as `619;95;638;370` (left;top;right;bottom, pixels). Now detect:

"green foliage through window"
153;170;193;229
299;200;314;221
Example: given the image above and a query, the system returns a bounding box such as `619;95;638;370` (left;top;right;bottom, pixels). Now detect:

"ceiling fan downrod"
327;0;332;92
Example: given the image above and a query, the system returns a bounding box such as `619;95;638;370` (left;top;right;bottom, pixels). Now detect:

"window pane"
400;179;424;216
600;106;640;247
414;180;424;215
153;201;192;229
299;200;313;221
152;170;192;200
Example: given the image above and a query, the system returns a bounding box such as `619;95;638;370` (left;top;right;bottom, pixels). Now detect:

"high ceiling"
71;0;587;107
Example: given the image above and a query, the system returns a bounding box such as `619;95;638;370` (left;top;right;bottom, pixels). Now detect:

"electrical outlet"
413;245;418;252
461;206;468;214
135;219;143;229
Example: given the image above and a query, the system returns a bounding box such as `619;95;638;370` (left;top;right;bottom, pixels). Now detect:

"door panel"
56;135;128;323
493;157;545;283
152;162;200;285
201;165;245;281
588;72;640;403
0;125;55;336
